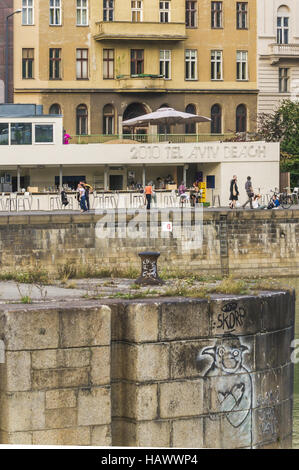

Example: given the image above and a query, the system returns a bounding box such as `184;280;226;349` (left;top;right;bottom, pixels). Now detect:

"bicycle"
269;187;296;209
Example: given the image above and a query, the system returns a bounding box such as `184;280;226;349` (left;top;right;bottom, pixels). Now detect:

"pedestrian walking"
229;175;239;209
242;176;254;209
78;183;88;212
144;183;153;210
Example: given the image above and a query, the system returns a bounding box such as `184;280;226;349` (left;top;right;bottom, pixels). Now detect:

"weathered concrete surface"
0;209;298;276
0;290;295;448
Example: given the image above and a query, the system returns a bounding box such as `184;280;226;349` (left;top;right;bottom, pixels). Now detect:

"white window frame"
277;16;289;44
211;50;223;80
76;49;89;79
160;50;171;79
76;0;88;26
185;49;197;80
279;67;289;93
236;51;248;80
22;0;34;25
103;0;114;22
50;0;62;26
131;1;143;22
160;1;170;23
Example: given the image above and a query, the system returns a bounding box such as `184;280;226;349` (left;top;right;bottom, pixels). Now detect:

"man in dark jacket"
242;176;253;209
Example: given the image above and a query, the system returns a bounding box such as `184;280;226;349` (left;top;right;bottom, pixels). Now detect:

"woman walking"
229;175;239;209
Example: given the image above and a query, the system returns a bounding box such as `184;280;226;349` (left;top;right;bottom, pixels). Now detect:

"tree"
258;100;299;187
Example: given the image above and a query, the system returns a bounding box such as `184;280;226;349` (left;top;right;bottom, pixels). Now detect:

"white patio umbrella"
122;107;211;138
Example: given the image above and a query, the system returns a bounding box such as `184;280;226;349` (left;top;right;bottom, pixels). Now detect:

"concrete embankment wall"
0;291;295;448
0;210;298;277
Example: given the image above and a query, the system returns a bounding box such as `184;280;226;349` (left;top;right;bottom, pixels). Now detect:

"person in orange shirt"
144;183;153;210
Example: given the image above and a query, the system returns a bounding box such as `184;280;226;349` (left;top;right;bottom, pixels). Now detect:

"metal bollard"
135;251;164;285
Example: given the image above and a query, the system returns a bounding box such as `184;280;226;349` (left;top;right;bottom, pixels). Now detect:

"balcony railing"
70;133;235;145
94;21;187;41
115;74;166;90
269;43;299;57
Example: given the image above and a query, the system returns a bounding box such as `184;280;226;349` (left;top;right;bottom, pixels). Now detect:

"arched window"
185;104;196;134
236;104;247;133
76;104;88;135
211;104;222;134
49;103;61;114
103;104;115;135
277;5;290;44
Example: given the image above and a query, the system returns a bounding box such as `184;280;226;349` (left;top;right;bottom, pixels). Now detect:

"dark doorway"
109;174;123;190
55;175;85;190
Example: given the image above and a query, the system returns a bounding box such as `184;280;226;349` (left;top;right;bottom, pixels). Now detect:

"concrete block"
45;408;77;429
159;380;204;418
32;427;91;446
60;306;111;348
0;431;33;445
160;300;210;341
112;342;169;382
2;391;45;432
90;346;110;386
112;302;159;343
136;421;171;447
78;388;111;426
172;418;204;448
32;368;89;390
210;296;262;336
5;351;31;392
91;425;112;446
112;382;158;421
46;389;77;409
0;308;59;351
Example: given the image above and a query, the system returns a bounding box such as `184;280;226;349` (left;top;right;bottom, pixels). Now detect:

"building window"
131;1;143;22
186;1;197;28
11;123;32;145
22;48;34;79
160;50;171;79
185;49;197;80
279;68;289;92
211;104;222;133
76;105;88;135
103;0;114;21
185;104;196;134
35;125;54;143
236;51;248;80
77;0;88;26
236;2;248;29
0;124;9;145
211;50;222;80
211;1;222;28
103;49;114;79
236;104;247;132
49;48;61;79
131;49;144;75
22;0;34;25
103;104;115;135
49;104;61;114
50;0;61;26
160;1;170;23
277;16;289;44
76;49;88;79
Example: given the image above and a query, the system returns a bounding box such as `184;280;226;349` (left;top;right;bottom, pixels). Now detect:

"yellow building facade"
13;0;257;138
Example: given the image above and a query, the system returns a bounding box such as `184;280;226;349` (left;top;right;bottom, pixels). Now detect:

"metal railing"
71;133;235;145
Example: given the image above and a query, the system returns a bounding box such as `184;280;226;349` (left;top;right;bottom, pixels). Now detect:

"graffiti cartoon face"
201;335;248;374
